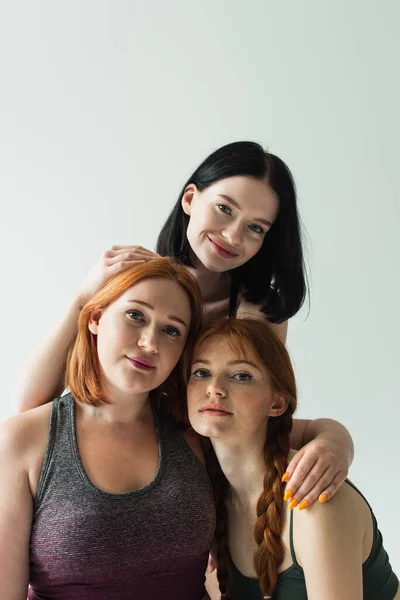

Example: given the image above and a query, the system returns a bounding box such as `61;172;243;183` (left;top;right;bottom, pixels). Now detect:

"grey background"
0;0;399;569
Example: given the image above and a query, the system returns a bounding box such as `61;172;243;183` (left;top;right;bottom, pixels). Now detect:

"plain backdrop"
0;0;399;570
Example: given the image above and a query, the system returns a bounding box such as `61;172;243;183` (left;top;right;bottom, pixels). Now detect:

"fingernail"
289;499;299;510
319;494;328;503
283;489;293;501
281;472;290;483
299;500;309;511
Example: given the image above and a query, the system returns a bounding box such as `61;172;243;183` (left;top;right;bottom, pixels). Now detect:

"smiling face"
187;335;287;442
181;175;280;272
88;277;192;401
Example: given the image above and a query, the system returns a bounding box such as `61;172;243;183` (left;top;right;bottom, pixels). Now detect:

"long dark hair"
156;141;307;323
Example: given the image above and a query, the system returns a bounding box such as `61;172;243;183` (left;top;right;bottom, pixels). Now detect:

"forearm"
14;295;82;412
304;418;354;466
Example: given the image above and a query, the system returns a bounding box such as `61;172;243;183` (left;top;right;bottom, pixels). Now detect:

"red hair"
185;318;297;598
66;258;203;426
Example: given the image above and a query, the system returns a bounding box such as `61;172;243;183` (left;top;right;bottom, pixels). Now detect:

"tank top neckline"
227;546;301;587
67;394;166;499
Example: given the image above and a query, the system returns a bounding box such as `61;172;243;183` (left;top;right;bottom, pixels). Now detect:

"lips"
199;404;233;416
208;236;239;259
127;356;155;371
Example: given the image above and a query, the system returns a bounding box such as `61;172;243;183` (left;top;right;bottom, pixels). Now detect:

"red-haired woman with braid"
187;319;399;600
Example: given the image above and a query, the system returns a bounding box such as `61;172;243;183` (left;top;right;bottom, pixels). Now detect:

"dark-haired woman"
187;319;399;600
16;141;354;507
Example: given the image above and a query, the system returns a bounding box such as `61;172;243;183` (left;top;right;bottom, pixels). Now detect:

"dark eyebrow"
127;299;188;328
192;358;260;369
217;194;273;228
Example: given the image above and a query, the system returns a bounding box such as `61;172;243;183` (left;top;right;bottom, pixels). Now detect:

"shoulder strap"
35;394;75;506
35;397;61;505
289;508;302;568
345;479;378;537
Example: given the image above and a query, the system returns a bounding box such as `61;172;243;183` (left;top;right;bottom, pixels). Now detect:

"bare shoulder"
300;479;360;522
236;298;288;342
183;428;206;466
294;479;365;562
0;402;52;466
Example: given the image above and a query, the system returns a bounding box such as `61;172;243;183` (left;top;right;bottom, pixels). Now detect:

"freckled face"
89;278;192;398
187;336;279;441
182;176;279;272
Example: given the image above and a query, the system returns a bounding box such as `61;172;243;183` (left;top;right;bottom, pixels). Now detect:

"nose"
222;221;243;247
137;327;159;354
206;377;226;398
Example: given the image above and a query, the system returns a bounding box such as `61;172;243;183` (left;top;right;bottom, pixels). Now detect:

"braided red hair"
185;318;297;598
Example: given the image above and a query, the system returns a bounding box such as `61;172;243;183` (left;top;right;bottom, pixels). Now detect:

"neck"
189;251;231;301
211;430;267;507
81;385;151;425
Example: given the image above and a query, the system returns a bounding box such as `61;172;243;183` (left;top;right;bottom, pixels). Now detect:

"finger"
106;252;151;266
110;245;141;251
106;260;145;277
105;247;155;259
207;554;216;572
283;449;306;483
289;465;336;509
109;245;155;254
283;452;318;500
289;461;334;504
317;470;347;504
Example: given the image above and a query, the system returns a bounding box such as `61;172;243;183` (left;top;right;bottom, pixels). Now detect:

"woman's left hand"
282;437;349;510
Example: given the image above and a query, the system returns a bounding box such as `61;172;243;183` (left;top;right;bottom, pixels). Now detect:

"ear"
181;183;198;216
268;393;289;418
88;308;103;335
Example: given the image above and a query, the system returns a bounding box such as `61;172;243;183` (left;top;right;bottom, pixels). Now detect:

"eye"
164;326;181;338
249;224;265;235
232;372;252;382
127;310;144;321
217;204;232;215
191;368;210;378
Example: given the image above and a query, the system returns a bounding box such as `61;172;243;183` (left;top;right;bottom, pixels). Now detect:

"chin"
198;422;230;439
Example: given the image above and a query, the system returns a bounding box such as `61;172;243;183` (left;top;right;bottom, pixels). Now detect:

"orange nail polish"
289;499;299;510
299;500;309;511
319;494;328;503
283;489;293;501
281;472;290;483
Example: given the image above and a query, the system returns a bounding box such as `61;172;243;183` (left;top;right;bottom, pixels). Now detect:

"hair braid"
253;410;293;597
186;318;298;599
207;448;233;599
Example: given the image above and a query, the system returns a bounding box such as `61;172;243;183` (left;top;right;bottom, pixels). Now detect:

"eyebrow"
192;359;260;369
217;194;273;228
127;299;188;328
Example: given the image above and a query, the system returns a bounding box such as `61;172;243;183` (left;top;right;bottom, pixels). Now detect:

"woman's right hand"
77;245;159;303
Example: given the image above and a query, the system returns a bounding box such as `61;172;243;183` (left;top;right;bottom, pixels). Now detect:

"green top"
227;480;398;599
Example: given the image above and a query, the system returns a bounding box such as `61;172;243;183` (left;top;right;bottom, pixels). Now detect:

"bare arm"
290;417;354;462
0;418;34;599
15;246;158;413
303;418;354;464
15;295;82;412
